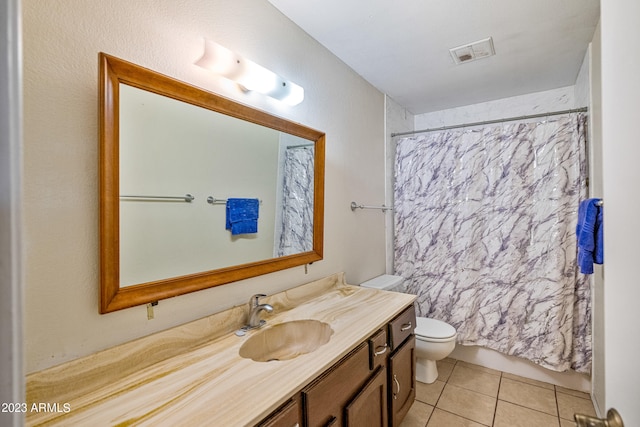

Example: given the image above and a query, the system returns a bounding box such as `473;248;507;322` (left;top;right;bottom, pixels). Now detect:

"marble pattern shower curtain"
394;113;591;373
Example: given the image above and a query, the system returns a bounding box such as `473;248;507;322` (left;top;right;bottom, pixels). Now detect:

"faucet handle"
249;293;267;307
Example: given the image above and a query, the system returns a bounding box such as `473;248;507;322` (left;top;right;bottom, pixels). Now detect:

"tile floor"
400;358;597;427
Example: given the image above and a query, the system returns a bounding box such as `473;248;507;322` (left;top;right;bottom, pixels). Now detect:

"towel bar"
120;194;194;202
350;201;393;212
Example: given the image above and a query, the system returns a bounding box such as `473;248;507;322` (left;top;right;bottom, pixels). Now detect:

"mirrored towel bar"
120;194;194;202
207;197;226;204
350;201;393;212
208;196;263;205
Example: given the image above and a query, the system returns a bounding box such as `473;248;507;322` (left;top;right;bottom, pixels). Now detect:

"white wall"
22;0;386;373
587;21;605;416
414;85;578;129
1;0;24;425
601;1;640;424
384;96;414;273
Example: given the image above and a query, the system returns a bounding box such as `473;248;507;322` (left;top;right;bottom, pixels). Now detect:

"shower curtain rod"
390;107;588;138
286;143;314;149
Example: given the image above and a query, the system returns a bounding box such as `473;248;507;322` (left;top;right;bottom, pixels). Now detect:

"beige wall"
22;0;387;373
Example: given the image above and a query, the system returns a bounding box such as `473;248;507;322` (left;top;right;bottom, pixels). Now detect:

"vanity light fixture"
195;39;304;106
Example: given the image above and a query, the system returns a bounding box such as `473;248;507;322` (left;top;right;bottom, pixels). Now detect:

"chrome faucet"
246;294;273;329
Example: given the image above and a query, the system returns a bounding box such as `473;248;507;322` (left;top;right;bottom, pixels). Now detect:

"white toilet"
360;274;457;384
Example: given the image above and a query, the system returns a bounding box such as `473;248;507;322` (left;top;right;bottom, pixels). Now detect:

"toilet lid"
415;317;456;339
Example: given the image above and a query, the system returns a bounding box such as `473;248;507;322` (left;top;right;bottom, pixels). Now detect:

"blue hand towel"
576;198;603;274
226;198;259;235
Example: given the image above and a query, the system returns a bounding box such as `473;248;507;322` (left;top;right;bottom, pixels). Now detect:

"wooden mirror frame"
99;53;325;313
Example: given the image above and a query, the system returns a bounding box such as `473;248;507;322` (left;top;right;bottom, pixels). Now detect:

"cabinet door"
344;366;388;427
388;336;416;427
256;396;301;427
303;342;371;427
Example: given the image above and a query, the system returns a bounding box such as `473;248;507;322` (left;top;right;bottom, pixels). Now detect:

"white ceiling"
267;0;600;114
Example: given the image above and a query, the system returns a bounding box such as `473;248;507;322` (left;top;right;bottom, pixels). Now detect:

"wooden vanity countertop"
25;273;415;426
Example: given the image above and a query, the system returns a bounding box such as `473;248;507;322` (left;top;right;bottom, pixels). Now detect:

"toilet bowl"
414;317;457;383
360;274;457;384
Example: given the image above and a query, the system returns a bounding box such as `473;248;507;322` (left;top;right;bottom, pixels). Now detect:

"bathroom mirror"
99;53;325;313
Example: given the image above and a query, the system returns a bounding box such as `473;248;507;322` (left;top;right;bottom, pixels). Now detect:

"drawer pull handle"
400;322;412;331
325;416;337;426
393;374;400;400
374;344;388;356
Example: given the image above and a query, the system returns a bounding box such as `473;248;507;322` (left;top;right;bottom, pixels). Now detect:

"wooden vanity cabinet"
256;304;416;427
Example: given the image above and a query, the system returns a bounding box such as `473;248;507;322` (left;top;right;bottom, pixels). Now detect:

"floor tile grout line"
422;358;456;426
497;397;562;419
501;374;557;392
456;360;503;378
554;385;562;425
434;360;499;427
491;371;503;426
446;382;501;399
498;378;560;418
433;407;494;427
556;389;592;400
423;368;449;426
446;363;502;398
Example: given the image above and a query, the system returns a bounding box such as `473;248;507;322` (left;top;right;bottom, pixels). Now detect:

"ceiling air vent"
449;37;495;65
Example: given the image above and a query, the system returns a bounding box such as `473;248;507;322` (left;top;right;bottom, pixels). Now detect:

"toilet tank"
359;274;405;293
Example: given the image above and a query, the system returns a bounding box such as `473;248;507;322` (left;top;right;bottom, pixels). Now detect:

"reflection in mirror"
276;139;314;257
100;53;324;313
119;86;314;286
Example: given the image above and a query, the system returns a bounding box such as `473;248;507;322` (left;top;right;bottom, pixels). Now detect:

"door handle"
574;408;624;427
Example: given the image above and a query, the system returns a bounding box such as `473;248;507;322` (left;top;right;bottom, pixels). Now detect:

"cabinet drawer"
388;305;416;351
368;329;389;370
